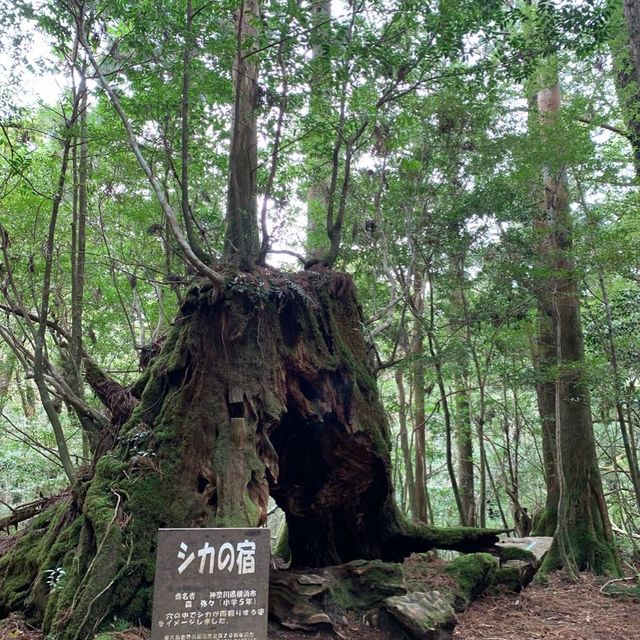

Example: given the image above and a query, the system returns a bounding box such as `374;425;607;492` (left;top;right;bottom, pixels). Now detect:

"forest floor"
454;573;640;640
1;573;639;640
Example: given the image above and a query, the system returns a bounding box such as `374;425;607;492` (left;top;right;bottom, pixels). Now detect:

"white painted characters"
177;540;256;576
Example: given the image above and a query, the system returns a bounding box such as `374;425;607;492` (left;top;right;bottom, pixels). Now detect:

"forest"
0;0;639;639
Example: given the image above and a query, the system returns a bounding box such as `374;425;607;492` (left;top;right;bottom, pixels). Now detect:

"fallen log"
0;497;53;531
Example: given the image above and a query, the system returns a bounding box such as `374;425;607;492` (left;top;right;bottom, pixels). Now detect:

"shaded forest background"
0;0;639;588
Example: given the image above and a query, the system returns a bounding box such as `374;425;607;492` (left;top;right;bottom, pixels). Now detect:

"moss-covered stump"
1;269;503;639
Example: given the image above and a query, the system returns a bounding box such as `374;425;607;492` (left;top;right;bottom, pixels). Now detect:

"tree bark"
395;369;417;519
181;0;212;264
531;309;560;535
225;0;261;268
454;382;475;526
412;272;429;523
305;0;333;258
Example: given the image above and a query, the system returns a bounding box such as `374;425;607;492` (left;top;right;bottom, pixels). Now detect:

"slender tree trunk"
597;274;640;511
426;270;465;523
396;369;417;518
485;452;510;531
412;273;428;522
181;0;211;264
70;72;93;457
454;381;475;526
305;0;332;256
34;100;81;488
447;251;476;526
225;0;260;268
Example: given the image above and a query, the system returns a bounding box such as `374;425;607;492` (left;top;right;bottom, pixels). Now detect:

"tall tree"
533;61;618;576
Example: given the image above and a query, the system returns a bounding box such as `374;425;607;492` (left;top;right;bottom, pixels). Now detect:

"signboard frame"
151;527;270;640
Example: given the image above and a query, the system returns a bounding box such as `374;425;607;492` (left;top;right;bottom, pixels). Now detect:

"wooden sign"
151;528;270;640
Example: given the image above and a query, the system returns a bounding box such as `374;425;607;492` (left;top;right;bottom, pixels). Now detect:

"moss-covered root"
443;553;498;610
539;528;620;579
382;515;504;561
0;497;78;625
601;579;640;599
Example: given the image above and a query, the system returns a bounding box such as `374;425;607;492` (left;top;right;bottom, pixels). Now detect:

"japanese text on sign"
151;528;269;640
177;540;256;575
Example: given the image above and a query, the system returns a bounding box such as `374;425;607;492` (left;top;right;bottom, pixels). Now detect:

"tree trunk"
305;0;332;257
454;382;475;527
0;271;503;639
534;76;619;577
225;0;260;268
531;309;560;535
395;369;417;519
412;273;429;523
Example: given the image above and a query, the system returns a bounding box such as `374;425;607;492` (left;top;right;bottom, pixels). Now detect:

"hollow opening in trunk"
268;396;389;566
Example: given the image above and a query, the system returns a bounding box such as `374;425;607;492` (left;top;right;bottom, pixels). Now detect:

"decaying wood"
0;497;54;531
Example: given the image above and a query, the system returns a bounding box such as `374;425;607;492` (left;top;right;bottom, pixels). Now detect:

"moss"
120;584;152;622
326;579;354;613
497;546;537;564
601;582;640;599
531;508;557;537
0;498;72;623
129;368;151;399
325;561;405;613
539;523;620;578
444;553;498;609
273;522;291;562
492;566;525;592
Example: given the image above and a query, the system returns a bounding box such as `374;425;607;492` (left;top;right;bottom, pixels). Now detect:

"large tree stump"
0;269;501;639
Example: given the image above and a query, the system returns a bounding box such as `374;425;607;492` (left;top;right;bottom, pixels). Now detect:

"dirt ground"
2;573;639;640
454;573;640;640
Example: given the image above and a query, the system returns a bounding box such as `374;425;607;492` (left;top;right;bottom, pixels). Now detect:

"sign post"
151;528;270;640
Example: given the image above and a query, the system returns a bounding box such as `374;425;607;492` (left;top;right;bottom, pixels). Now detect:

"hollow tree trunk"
0;270;502;639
